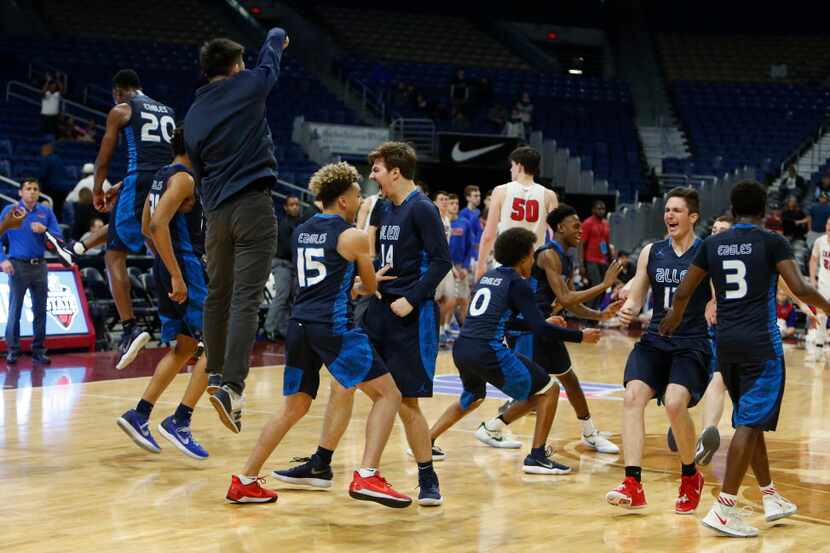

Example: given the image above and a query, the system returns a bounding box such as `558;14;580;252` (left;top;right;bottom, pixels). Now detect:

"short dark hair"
309;162;360;208
171;126;186;157
715;214;735;224
368;141;417;180
730;181;767;218
20;177;39;189
509;146;541;176
112;69;141;90
434;190;449;199
547;204;578;231
666;187;700;215
200;38;245;79
447;193;459;201
464;185;480;197
593;200;606;210
617;250;630;257
495;228;536;267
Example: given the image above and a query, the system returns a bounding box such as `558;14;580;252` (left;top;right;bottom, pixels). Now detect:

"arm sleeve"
0;206;10;261
404;200;452;306
253;27;287;94
768;232;795;265
692;238;710;270
508;278;583;343
449;225;464;266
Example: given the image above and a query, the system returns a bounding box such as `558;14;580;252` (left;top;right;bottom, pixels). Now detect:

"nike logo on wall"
451;143;504;162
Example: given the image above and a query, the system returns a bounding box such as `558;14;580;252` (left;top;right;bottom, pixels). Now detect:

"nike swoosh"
451;142;504;163
715;513;728;525
311;467;327;475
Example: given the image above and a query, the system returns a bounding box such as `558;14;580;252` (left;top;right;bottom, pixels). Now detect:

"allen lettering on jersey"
479;276;503;286
379;225;400;241
654;267;687;285
297;232;328;245
717;243;753;256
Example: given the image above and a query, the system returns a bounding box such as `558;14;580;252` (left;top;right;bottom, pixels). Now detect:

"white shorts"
435;272;456;301
455;273;471;299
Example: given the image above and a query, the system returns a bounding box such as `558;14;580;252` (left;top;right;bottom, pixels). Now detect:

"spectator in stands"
40;76;62;137
450;68;469;109
776;289;799;339
79;217;105;255
782;195;808;242
516;91;534;126
451;110;471;131
765;205;783;233
415;93;431;117
474;78;493;111
807;192;830;250
37;143;71;217
503;109;526;139
815;173;830;201
779;164;806;203
0;178;61;365
264;195;301;341
71;188;98;241
487;104;507;133
580;200;612;310
66;163;111;204
391;81;412;111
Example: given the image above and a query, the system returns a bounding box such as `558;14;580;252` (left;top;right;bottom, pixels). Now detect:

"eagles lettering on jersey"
291;214;356;332
461;267;522;342
124;94;175;174
694;224;794;362
148;163;204;256
529;239;570;316
647;238;710;342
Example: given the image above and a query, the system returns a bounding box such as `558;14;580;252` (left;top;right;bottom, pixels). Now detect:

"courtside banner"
0;264;96;352
438;133;519;168
305;122;390;156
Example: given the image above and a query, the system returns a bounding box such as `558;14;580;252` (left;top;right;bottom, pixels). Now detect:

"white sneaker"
763;492;797;522
583;430;620;454
405;445;446;461
701;502;759;538
474;422;522;449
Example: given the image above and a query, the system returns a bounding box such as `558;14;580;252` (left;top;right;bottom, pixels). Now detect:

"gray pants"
264;258;295;338
204;186;277;392
585;262;608;310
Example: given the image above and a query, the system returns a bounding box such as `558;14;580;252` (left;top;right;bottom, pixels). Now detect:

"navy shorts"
453;336;552;409
362;296;438;398
154;254;208;343
720;357;785;431
624;334;710;407
107;171;154;253
507;331;571;375
284;320;388;399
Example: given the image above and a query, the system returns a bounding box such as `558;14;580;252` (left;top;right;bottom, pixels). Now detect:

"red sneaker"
606;476;647;509
348;471;412;508
675;471;704;514
225;475;278;504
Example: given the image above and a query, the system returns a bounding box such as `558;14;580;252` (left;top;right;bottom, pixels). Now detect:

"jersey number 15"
297;248;326;287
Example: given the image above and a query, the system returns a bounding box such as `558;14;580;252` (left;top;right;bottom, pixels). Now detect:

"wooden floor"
3;332;830;553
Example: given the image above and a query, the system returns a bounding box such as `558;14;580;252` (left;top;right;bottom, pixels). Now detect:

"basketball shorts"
435;271;455;301
453;336;552;409
507;331;572;375
362;295;438;398
107;171;155;253
454;271;471;299
624;333;710;407
283;320;388;398
720;356;785;431
154;253;208;343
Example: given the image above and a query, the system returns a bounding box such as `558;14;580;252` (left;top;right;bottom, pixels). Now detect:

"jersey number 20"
297;248;326;287
510;198;539;222
141;112;175;143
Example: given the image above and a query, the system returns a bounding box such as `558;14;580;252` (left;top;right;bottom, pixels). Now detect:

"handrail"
83;83;112;111
0;174;55;209
29;62;68;92
276;178;314;201
6;81;107;123
270;190;311;209
0;192;18;205
344;77;386;121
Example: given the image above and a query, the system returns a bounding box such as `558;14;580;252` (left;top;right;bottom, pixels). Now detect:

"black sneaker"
44;230;75;268
209;385;243;434
6;353;18;366
417;470;443;506
694;426;721;466
116;325;151;370
32;354;51;365
272;457;333;489
206;373;223;395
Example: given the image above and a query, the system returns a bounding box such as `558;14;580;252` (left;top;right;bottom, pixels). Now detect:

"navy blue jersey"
148;163;204;256
529;239;570;316
291;214;355;332
460;266;582;343
647;238;711;343
376;189;452;305
694;224;793;362
124;94;175;174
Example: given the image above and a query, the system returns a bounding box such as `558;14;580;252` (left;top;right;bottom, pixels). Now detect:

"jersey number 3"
297;248;326;287
722;259;748;299
510;198;539;222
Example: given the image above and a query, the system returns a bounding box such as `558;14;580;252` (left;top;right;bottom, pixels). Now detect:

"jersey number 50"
297;248;326;287
510;198;539;222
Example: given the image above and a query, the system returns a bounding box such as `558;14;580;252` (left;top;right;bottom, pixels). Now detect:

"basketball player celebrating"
660;182;810;537
475;146;558;281
606;188;710;514
427;228;602;474
116;128;210;460
808;217;830;354
226;162;410;507
94;69;173;369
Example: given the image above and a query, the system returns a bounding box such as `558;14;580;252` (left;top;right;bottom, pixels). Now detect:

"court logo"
47;275;79;329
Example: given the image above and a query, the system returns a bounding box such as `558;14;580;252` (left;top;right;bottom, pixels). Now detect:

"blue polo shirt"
0;201;61;261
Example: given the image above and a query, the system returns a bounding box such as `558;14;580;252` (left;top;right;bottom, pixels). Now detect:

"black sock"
682;462;697;477
312;446;334;467
530;446;547;460
173;403;193;424
226;382;243;395
625;466;642;482
496;414;508;425
122;319;136;331
136;399;153;419
417;461;434;477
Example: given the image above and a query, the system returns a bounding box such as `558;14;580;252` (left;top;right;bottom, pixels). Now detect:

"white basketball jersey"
442;215;452;242
815;234;830;289
360;194;379;231
497;181;550;247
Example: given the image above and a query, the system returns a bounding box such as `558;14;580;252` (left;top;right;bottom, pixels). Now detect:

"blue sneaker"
417;471;443;506
272;457;333;489
116;409;160;453
522;447;572;475
447;321;460;338
439;332;449;350
158;415;208;460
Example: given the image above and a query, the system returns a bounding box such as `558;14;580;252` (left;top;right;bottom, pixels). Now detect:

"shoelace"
289;456;312;464
176;426;201;446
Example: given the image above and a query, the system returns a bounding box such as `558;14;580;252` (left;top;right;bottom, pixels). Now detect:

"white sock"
357;467;377;478
717;491;738;507
485;417;507;432
760;482;777;496
238;475;257;485
581;417;597;437
73;242;87;255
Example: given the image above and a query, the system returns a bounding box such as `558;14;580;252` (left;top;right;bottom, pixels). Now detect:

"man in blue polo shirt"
0;178;61;365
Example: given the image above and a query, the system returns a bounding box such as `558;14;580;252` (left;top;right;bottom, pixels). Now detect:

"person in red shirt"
579;201;612;309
